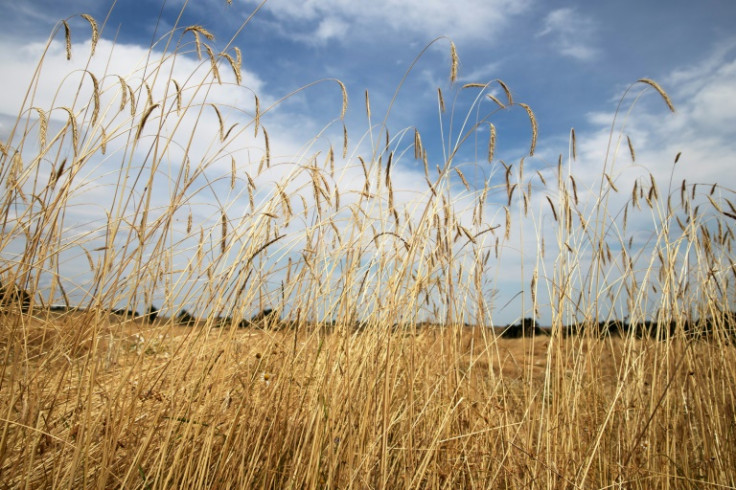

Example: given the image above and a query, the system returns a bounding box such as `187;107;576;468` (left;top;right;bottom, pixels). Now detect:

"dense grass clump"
1;4;735;488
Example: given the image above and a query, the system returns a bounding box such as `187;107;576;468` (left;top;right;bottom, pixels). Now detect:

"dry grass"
3;318;735;488
1;4;735;489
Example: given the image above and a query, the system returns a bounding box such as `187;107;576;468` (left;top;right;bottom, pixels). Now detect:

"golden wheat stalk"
327;146;335;177
496;79;513;105
638;78;675;112
60;107;78;153
488;123;496;163
169;79;181;115
546;196;558;221
221;212;227;254
62;20;71;60
627;135;636;162
230;156;236;190
450;42;459;83
135;103;159;141
571;128;577;160
124;83;135;118
221;51;242;84
184;25;214;60
145;82;153;107
79;14;98;56
519;103;537;156
263;127;270;168
455;168;470;192
205;44;221;84
85;71;100;126
211;104;224;141
604;172;618;192
337;80;348;119
234;46;242;69
385;152;393;187
570;175;579;205
632;180;640;208
536;170;546;186
343;123;348;158
487;94;506;109
32;107;48;150
437;88;445;113
649;173;659;200
115;76;128;114
100;127;107;154
414;129;422;160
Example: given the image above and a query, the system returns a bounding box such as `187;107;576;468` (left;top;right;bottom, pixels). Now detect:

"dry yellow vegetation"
1;3;735;488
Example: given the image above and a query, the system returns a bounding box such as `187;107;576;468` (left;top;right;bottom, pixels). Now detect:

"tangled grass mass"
1;3;735;488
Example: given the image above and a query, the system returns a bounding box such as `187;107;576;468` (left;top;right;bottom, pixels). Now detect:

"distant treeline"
495;315;736;340
2;281;734;338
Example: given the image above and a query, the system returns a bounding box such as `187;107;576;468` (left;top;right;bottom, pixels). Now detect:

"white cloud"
314;17;349;43
537;7;598;61
243;0;531;43
1;38;263;117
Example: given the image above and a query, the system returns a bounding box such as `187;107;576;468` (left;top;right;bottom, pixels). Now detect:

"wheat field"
1;4;735;489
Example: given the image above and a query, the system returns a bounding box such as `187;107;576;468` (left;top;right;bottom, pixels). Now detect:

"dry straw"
450;42;459;83
343;124;348;158
185;25;215;60
254;94;260;136
519;103;537;156
3;10;735;489
211;104;224;141
626;135;636;161
62;20;71;60
487;94;506;109
488;123;496;163
455;167;470;191
135;103;159;141
205;44;221;83
80;14;98;55
221;51;242;84
221;212;227;254
32;107;48;149
60;106;78;152
604;173;618;192
145;82;153;107
496;79;513;105
638;78;676;112
437;88;445;113
127;84;136;118
337;80;348;119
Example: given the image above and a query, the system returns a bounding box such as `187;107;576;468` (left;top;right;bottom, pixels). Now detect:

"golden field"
1;3;735;488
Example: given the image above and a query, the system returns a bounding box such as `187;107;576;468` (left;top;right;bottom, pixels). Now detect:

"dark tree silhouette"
146;304;160;323
0;279;31;313
177;309;197;326
500;317;546;338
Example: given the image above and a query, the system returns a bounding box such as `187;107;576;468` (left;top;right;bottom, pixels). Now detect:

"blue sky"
1;1;735;324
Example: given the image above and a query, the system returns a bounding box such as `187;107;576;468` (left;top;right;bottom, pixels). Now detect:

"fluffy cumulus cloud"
243;0;532;44
0;36;264;126
537;7;598;61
